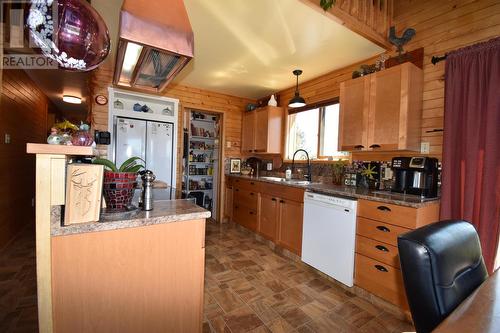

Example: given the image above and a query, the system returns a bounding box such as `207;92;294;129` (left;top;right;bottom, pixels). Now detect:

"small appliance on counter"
391;156;439;198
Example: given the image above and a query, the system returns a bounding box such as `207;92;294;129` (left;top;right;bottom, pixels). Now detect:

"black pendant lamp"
288;69;306;108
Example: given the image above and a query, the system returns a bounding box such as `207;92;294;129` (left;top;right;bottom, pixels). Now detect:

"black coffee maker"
391;157;439;198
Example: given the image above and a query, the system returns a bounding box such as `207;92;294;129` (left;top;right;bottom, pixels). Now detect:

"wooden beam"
300;0;393;50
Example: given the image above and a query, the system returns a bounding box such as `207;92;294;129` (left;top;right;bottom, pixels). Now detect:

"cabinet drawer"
260;182;304;202
358;199;417;228
233;178;260;192
357;217;410;246
355;254;408;308
233;188;258;209
356;235;399;268
233;204;257;231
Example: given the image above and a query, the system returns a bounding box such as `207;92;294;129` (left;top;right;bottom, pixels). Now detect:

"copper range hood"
113;0;194;93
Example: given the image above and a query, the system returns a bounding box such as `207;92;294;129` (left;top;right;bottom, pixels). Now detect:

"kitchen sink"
259;177;315;186
259;176;286;182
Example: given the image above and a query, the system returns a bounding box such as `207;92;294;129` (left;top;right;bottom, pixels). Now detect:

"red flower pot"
102;171;137;211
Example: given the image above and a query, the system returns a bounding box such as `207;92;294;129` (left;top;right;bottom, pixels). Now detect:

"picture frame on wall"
230;158;241;174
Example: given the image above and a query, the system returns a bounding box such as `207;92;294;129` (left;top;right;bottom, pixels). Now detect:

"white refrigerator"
114;117;175;187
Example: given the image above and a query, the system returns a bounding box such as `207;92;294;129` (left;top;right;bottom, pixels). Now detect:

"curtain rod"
431;54;447;65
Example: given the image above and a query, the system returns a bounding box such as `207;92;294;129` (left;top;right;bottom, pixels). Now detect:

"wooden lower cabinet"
233;204;258;231
223;185;233;222
355;254;408;308
229;177;305;256
51;220;206;333
277;199;304;256
354;199;440;309
258;193;279;240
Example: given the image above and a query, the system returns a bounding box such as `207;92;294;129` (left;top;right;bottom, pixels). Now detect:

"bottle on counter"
285;167;292;180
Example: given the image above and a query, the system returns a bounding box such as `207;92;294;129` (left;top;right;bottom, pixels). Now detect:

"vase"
268;94;277;106
71;129;94;146
102;172;137;211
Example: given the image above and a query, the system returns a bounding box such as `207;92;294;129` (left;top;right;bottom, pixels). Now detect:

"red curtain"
440;37;500;273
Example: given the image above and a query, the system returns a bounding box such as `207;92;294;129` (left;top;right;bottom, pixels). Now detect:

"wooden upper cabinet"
339;62;423;152
339;76;370;151
241;111;256;153
242;106;283;154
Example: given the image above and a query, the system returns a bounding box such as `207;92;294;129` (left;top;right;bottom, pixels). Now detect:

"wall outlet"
4;133;11;144
226;141;231;148
420;142;430;154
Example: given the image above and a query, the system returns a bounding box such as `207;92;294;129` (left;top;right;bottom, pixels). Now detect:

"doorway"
182;109;224;222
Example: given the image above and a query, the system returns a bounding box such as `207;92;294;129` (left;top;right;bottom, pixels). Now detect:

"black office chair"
397;220;488;333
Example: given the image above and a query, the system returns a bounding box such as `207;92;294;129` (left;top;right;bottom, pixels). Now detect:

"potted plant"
331;160;348;185
92;157;145;211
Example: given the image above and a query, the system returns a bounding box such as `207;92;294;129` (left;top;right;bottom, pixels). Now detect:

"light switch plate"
421;142;430;154
4;133;11;144
226;141;231;148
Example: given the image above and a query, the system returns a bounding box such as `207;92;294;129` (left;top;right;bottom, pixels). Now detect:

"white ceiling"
26;0;384;116
174;0;384;98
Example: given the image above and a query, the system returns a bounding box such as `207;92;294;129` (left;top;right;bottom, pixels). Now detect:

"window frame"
285;98;347;161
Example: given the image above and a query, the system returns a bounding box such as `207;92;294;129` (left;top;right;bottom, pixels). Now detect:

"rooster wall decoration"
388;26;416;61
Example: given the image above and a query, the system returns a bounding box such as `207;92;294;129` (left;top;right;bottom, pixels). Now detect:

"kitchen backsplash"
238;158;442;191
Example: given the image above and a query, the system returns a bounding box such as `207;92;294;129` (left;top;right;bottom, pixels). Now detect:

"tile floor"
0;222;414;333
203;223;414;333
0;227;38;333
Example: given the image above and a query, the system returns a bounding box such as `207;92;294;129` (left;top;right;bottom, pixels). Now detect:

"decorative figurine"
388;26;416;61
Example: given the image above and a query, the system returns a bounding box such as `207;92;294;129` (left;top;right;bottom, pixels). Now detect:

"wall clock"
95;94;108;105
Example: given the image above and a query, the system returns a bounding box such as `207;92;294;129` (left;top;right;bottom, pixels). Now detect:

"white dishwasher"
301;191;357;287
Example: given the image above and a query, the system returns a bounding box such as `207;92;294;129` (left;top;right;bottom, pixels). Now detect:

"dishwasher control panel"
304;192;357;210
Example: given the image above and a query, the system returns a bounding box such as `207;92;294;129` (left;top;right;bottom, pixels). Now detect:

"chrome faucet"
291;149;312;181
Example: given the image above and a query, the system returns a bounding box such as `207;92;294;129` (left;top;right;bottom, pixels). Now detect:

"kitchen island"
50;200;210;333
28;144;210;333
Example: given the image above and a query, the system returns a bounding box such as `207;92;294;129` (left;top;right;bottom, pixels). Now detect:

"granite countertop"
51;199;211;237
227;174;439;208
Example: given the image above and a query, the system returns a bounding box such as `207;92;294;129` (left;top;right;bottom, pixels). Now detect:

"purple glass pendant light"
27;0;110;71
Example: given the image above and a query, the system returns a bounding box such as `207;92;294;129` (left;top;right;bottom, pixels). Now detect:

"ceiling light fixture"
288;69;306;108
63;95;82;104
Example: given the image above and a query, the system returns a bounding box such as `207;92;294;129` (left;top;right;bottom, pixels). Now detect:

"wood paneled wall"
90;67;254;220
0;70;50;248
278;0;500;161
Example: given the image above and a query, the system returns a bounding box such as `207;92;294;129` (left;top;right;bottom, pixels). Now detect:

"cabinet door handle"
376;226;390;233
375;245;389;252
374;265;388;272
234;205;239;209
271;198;277;201
235;189;239;192
280;200;285;203
249;211;254;215
369;144;381;149
354;145;364;150
250;182;255;185
250;192;254;196
377;205;391;212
